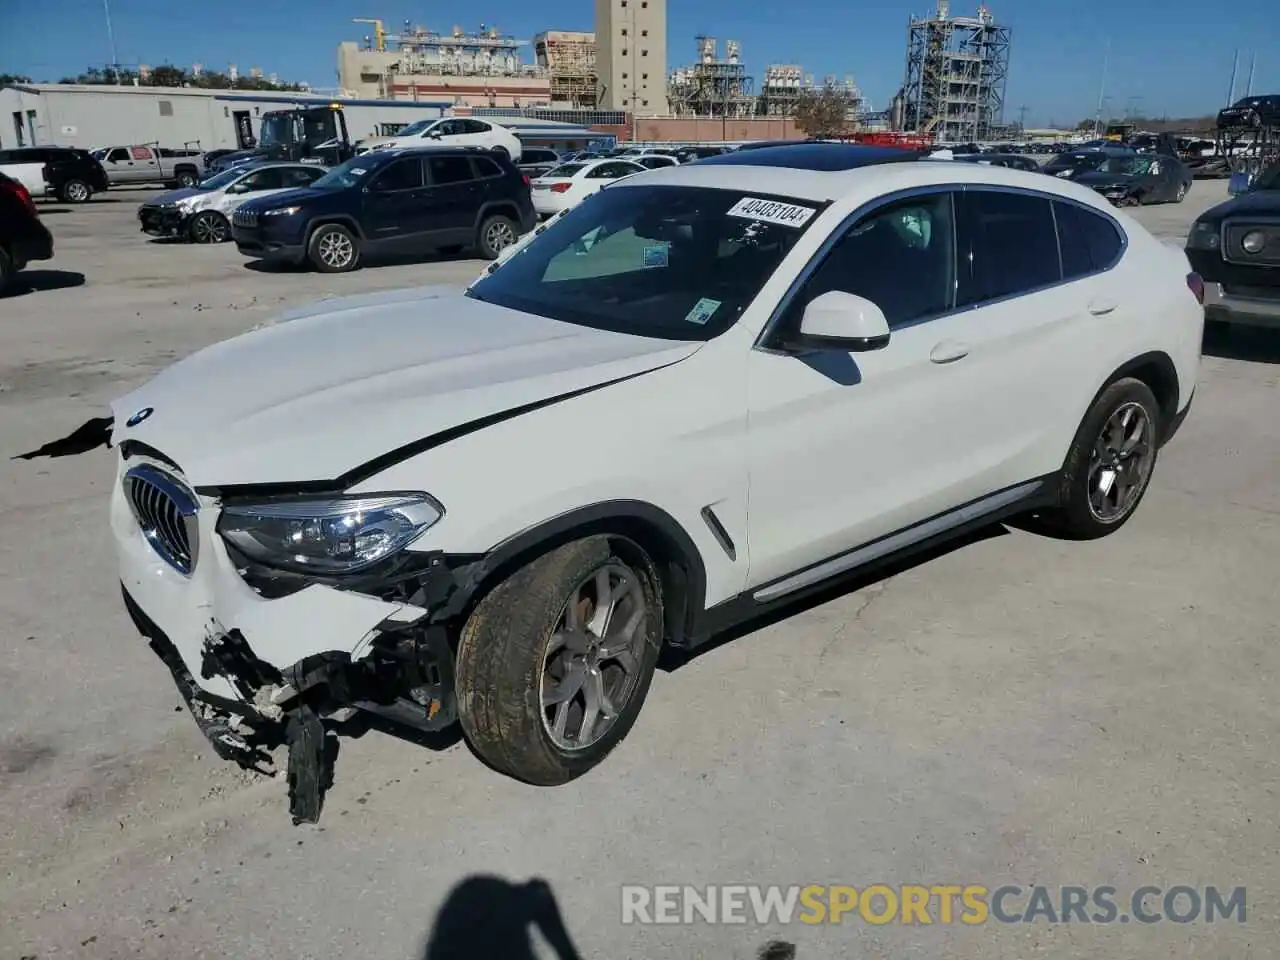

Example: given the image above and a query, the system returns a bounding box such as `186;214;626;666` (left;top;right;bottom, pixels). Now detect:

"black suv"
230;147;536;272
0;147;109;203
0;172;54;295
1217;94;1280;130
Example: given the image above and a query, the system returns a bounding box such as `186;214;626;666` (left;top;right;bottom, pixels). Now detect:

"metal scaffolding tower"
667;37;756;119
901;0;1011;142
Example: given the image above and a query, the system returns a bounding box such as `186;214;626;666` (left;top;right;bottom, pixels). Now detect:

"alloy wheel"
486;220;516;252
192;214;227;243
318;232;354;268
539;562;652;751
1087;401;1154;523
65;181;89;202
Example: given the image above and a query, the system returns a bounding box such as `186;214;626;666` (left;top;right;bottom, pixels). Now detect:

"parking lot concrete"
1;180;1276;959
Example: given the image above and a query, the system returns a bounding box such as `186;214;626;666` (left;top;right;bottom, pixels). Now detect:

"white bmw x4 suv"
21;144;1203;822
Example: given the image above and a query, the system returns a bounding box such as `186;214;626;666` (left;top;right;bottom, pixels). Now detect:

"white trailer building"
0;83;450;153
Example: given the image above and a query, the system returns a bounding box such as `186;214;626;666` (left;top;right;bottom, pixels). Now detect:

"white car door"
743;187;1058;591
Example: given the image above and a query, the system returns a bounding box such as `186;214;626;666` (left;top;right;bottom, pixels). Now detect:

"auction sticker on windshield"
726;197;817;228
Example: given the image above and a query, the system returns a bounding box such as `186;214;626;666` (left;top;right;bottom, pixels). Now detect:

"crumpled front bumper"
138;205;190;238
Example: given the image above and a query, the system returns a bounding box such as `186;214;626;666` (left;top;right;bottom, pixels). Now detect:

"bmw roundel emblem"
126;407;154;427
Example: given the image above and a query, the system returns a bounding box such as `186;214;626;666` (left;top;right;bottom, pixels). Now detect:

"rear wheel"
188;210;230;244
477;213;518;259
1035;377;1161;539
491;146;510;161
175;170;198;188
60;179;91;203
307;223;361;273
455;536;663;785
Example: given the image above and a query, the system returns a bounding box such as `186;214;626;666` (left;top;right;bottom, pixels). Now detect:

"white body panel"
104;158;1203;698
0;161;48;196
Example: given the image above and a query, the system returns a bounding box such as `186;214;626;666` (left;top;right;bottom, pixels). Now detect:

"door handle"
1089;298;1118;316
929;340;970;364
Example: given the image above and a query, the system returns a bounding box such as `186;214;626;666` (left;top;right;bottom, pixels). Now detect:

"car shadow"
241;247;480;274
659;523;1009;672
1203;321;1280;364
146;236;190;245
37;207;71;215
421;875;584;960
1;269;86;296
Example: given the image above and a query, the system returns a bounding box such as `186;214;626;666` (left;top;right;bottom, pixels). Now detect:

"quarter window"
789;192;956;330
960;190;1060;303
1054;200;1124;279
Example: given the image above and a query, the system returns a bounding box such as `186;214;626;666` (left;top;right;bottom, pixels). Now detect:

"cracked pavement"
1;182;1277;959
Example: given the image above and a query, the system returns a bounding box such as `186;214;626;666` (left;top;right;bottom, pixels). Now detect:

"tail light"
1186;272;1205;305
1;177;37;217
549;182;572;193
521;174;530;186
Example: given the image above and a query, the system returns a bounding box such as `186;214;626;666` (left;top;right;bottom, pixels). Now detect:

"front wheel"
455;536;663;785
476;213;518;259
1036;377;1162;540
188;210;230;243
307;223;361;273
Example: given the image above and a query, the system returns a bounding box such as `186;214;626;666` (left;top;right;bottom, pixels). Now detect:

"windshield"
197;167;250;190
310;154;379;190
1097;156;1153;176
259;114;297;147
467;185;820;341
1253;165;1280;191
396;119;434;137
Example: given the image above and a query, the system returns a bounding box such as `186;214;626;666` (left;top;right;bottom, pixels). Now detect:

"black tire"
491;146;510;161
175;169;198;188
455;535;663;785
0;247;12;297
59;179;92;203
1036;377;1162;540
476;213;519;260
188;210;230;244
307;223;361;273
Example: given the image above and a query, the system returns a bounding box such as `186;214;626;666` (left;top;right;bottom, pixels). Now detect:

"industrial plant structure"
337;19;550;107
756;66;870;119
594;0;669;116
534;31;598;108
899;0;1011;142
668;37;756;119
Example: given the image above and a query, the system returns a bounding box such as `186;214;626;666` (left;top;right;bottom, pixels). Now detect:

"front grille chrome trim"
123;463;200;576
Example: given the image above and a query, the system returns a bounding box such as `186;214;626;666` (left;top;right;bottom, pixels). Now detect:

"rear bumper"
1203;281;1280;328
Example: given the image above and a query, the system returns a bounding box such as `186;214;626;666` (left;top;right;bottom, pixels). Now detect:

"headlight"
263;205;303;217
218;493;444;574
1055;168;1073;178
1186;221;1220;251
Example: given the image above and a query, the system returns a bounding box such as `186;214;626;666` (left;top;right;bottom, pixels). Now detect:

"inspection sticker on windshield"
643;243;669;268
685;298;721;325
726;197;816;229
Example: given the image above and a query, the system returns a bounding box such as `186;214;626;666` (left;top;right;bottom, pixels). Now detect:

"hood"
146;186;209;206
109;287;702;488
358;136;398;151
1075;171;1141;190
1206;189;1280;219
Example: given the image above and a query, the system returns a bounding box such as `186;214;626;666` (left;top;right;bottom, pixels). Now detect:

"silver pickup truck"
94;145;205;188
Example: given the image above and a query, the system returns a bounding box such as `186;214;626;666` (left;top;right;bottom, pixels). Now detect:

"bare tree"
792;83;856;139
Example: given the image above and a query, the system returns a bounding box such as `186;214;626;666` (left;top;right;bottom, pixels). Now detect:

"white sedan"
356;117;523;163
22;143;1204;822
530;158;646;217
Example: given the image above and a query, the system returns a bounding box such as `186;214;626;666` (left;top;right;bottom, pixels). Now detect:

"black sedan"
1075;154;1193;205
1042;146;1136;180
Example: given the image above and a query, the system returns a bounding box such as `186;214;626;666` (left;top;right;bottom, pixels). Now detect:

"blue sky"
2;0;1276;126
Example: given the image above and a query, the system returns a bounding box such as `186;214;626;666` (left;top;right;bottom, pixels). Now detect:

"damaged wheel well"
446;502;708;648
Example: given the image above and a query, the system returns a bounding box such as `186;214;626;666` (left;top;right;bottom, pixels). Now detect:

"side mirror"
428;130;443;140
225;183;247;194
1228;171;1252;196
796;291;891;352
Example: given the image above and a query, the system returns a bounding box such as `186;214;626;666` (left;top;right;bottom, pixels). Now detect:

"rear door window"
958;190;1061;305
1054;201;1124;279
280;166;324;188
370;158;424;192
428;155;475;185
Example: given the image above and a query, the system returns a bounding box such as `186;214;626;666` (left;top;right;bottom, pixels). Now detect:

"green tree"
0;74;34;85
147;64;187;87
792;83;856;138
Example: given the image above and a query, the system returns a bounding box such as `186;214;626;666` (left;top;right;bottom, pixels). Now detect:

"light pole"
1092;36;1110;138
103;0;121;83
